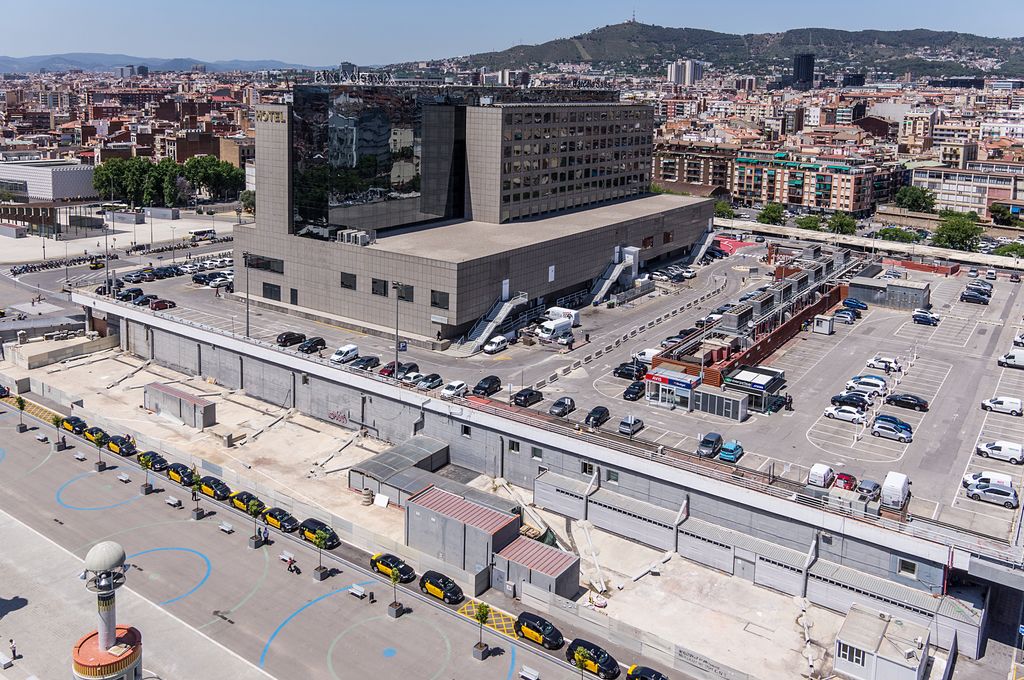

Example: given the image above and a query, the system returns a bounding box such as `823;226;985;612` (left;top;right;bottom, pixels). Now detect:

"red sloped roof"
497;536;577;576
407;486;517;534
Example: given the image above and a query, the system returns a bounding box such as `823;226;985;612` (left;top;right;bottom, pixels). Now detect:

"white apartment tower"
666;59;703;86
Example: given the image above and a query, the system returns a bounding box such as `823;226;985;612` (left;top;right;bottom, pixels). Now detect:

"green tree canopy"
990;204;1017;226
757;202;786;225
240;190;256;214
932;212;984;251
183;156;246;200
794;215;821;231
826;212;858;235
877;227;919;243
993;243;1024;258
714;201;735;219
894;186;936;213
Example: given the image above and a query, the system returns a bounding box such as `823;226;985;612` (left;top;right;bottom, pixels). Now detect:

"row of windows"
505;159;647;178
503;110;649;125
338;275;449;309
503;177;648;203
247;255;285;274
836;642;865;667
506;439;544;459
505;142;648;158
505;126;646;142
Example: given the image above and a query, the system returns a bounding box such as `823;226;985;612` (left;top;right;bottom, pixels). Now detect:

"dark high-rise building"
792;53;815;90
842;73;865;88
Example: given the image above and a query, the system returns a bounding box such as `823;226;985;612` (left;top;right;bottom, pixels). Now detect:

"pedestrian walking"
262;526;269;543
9;639;15;660
287;557;296;573
884;364;891;375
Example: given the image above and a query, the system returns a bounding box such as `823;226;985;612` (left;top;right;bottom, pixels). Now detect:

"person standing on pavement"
9;639;15;660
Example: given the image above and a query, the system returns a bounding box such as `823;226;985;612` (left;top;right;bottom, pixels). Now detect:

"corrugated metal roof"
146;382;213;408
590;488;678;527
680;518;806;569
350;436;447;482
809;560;940;614
407;486;518;535
498;536;579;577
534;470;594;496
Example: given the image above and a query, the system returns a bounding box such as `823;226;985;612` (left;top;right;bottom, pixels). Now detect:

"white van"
329;344;359;364
998;351;1024;369
976;440;1024;464
537;317;572;341
981;396;1023;416
545;307;581;326
482;336;509;354
962;470;1014;489
808;463;835;488
632;348;661;365
881;471;910;509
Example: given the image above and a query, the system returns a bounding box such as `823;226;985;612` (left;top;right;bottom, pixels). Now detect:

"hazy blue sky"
5;0;1022;65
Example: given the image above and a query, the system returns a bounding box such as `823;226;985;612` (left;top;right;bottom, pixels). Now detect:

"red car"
149;299;176;311
834;473;858;491
379;361;398;377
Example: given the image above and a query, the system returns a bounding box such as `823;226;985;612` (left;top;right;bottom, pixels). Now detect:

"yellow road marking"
457;599;518;639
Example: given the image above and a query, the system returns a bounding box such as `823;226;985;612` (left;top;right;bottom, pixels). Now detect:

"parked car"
417;373;444;390
549;396;576;417
440;380;468;399
833;312;855;325
61;416;87;434
823;405;865;424
482;336;509;354
132;294;158;306
584;406;611;428
166;463;194;487
613;362;646;380
350;356;380;371
855;479;881;501
622;381;646;401
831;392;872;410
697;432;723;458
400;371;425;387
514;611;564;650
617;415;644;436
262;507;299;532
884;393;929;411
394;362;419;380
329;344;359;364
198;475;231;501
298;518;340;549
834;307;861;320
137;450;168;471
976;440;1024;464
149;299;176;311
472;375;502;396
369;553;416;583
843;298;868;311
962;471;1014;489
960;290;990;305
912;313;938;326
106;435;136;456
719;440;744;463
871;421;912;443
845;377;887;396
965;482;1019;509
419;570;464;604
565;639;620;679
834;473;858;491
981;396;1023;416
866;355;899;372
513;388;544;407
296;337;327;354
276;331;306;347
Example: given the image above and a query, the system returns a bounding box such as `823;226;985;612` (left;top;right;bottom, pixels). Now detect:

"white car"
824;405;866;424
650;272;670;282
866;355;898;371
208;277;232;289
440;380;468;399
179;263;200;274
680;268;697;279
400;371;424;386
845;377;887;396
482;336;508;354
1014;332;1024;348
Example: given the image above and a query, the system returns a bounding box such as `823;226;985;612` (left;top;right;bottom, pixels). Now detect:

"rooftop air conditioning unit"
354;232;370;246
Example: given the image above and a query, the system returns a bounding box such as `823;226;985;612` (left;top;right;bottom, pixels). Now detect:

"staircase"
687;227;717;265
448;291;528;357
589;257;632;305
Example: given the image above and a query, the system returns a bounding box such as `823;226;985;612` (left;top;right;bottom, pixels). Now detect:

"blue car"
912;313;939;326
719;440;744;463
843;298;868;311
874;414;912;433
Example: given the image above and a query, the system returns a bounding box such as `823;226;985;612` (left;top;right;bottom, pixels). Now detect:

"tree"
15;396;25;429
51;413;64;442
190;465;203;513
473;602;491;650
932;212;984;252
93;158;129;201
877;227;919;243
139;452;154;489
794;215;821;231
894;186;936;213
312;528;330;572
990;204;1016;226
572;646;593;680
93;435;105;468
757;202;786;225
389;567;401;607
826;212;857;235
714;201;735;219
994;243;1024;258
240;190;256;214
246;498;264;541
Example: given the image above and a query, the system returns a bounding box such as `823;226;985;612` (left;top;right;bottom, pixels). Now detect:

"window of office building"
606;470;619;484
461;425;472;438
262;283;281;301
430;290;449;310
581;461;594;476
897;559;918;579
642;236;655;249
531;446;543;460
663;231;674;244
247;255;284;274
508;440;520;454
396;284;414;302
371;278;388;297
340;272;357;290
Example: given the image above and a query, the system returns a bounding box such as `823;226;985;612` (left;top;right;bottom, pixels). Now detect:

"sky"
4;0;1023;66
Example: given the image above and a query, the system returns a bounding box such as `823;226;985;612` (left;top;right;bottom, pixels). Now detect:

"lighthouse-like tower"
72;541;143;680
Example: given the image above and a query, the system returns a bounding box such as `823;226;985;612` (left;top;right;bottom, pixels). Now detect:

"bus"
188;228;217;241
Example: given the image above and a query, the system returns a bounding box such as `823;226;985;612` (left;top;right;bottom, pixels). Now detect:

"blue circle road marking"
56;472;142;511
505;645;517;680
0;448;6;464
126;547;212;605
259;579;375;669
382;647;397;658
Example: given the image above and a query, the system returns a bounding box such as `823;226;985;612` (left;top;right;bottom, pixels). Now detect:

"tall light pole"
242;251;251;337
149;209;154;250
391;281;403;373
170;225;176;263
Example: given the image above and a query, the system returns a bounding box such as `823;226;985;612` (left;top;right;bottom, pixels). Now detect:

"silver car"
870;421;912;443
965;482;1019;509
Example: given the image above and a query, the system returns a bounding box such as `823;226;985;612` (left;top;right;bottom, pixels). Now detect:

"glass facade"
289;85;619;240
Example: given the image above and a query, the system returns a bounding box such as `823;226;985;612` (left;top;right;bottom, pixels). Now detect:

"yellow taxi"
62;416;87;434
369;553;416;583
262;507;299;532
88;261;105;270
565;638;620;679
83;427;109;445
418;570;464;605
166;463;194;486
199;475;231;501
228;490;265;515
514;611;564;650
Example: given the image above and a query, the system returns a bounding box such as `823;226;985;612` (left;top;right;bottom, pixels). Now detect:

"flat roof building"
0;159;96;202
235;85;713;345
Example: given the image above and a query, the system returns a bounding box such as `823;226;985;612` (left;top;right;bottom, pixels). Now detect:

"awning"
645;366;701;390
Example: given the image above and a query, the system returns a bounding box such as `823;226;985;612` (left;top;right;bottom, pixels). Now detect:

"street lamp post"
391;281;403;373
64;241;69;285
149;209;154;250
242;251;251;337
170;226;176;263
104;214;111;296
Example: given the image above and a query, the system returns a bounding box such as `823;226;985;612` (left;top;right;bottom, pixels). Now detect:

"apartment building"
911;165;1021;218
733;150;901;216
653;140;738;194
